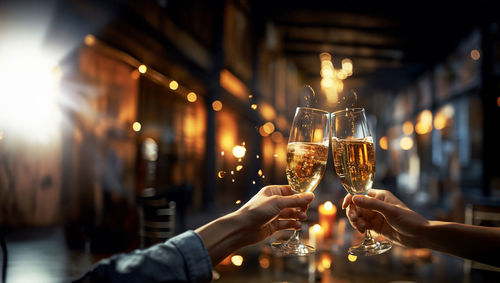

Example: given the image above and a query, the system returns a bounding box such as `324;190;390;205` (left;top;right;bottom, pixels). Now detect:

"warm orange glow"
259;256;270;269
402;121;414;135
471;49;481;61
231;255;244;266
321;77;334;88
319;202;336;238
271;131;284;143
434;115;447;130
258;169;263;176
400;136;414;150
320;52;332;61
212;100;223;111
259;126;269;136
187;92;197;102
321;253;332;269
497;96;500;107
259;102;276;121
313;129;324;143
235;200;241;204
342;58;353;76
324;201;333;210
379;136;388;150
132;122;141;132
251;104;258;110
236;165;243;171
220;69;249;101
262;122;275;135
169;80;179;90
131;70;140;80
220;130;235;152
218;171;226;178
84;34;96;46
336;69;348;80
232;145;246;158
348;254;357;262
276;116;288;130
138;64;147;74
313;224;321;233
415;110;433;135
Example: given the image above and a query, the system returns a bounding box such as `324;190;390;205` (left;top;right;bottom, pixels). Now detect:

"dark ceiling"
254;0;499;92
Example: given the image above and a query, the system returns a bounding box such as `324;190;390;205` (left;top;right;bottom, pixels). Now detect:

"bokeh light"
232;145;246;158
379;136;388;150
169;80;179;90
470;49;480;61
400;136;414;150
138;64;147;74
212;100;223;111
187;92;197;102
132;121;142;132
231;255;244;266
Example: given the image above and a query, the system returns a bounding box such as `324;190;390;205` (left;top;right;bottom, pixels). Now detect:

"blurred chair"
463;201;500;283
138;188;176;248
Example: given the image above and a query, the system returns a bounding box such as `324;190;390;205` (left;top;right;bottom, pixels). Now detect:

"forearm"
195;211;247;265
420;221;500;266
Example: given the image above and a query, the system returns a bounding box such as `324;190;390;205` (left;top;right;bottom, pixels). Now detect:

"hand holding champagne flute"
331;108;392;256
271;107;330;256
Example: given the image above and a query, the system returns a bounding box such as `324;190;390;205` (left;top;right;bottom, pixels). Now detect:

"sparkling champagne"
286;142;328;193
332;137;375;195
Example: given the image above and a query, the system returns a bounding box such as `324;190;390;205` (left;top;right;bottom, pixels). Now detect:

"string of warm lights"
84;34;288;195
319;52;353;104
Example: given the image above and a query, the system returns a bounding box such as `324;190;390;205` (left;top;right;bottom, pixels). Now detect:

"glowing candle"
308;224;323;249
319;201;337;238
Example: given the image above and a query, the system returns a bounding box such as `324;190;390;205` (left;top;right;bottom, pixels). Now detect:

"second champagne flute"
331;107;392;256
271;107;329;256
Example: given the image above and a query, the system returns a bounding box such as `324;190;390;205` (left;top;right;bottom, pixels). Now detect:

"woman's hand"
343;189;429;248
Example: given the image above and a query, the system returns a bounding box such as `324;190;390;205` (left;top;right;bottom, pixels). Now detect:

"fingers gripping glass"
331;108;392;256
271;107;330;256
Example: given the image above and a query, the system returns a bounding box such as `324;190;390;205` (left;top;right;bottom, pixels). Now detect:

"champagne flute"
271;107;329;256
331;108;392;256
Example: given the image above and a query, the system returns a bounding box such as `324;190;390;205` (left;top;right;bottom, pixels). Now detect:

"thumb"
352;195;397;218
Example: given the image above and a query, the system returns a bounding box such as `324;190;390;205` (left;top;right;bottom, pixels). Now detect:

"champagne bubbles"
338;90;358;108
301;84;318;108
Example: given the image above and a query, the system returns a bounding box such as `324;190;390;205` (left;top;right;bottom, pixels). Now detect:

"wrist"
195;211;246;265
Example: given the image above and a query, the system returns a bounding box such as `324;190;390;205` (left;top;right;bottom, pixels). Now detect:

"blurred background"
1;0;500;282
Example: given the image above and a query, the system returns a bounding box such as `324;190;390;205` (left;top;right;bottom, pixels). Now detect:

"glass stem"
289;229;300;243
363;229;376;245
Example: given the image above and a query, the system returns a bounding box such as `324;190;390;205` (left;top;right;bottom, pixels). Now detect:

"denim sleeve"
74;230;213;283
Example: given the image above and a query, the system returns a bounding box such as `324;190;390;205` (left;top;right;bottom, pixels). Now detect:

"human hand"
343;189;429;248
196;185;314;265
233;185;314;246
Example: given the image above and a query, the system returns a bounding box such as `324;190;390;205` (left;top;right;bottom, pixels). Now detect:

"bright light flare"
169;80;179;90
138;64;147;74
232;145;246;158
132;121;142;132
187;92;197;102
0;46;61;143
231;255;244;266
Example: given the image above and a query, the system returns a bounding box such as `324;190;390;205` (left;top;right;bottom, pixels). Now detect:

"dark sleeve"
74;230;213;283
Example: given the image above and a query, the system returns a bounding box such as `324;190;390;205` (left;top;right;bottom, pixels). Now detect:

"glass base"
348;239;392;256
271;240;315;256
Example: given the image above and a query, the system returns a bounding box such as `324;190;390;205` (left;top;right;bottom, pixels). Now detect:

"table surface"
3;225;496;283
